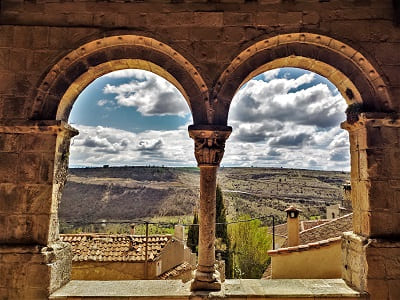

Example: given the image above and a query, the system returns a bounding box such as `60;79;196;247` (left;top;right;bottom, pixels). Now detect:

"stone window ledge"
50;279;365;299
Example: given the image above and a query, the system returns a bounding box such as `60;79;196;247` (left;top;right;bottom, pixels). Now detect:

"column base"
190;270;221;291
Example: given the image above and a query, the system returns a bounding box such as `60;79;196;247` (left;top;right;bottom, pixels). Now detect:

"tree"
187;210;199;253
216;185;228;243
228;215;272;278
215;185;234;278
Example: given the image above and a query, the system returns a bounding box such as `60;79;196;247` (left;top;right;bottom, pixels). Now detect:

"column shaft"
197;165;217;274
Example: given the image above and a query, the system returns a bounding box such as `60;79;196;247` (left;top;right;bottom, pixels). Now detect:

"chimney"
285;206;301;247
174;224;184;241
130;223;136;235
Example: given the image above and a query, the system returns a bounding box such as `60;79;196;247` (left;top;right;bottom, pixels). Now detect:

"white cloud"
226;69;350;171
103;70;190;117
103;69;149;80
262;69;280;81
69;125;195;167
97;99;110;106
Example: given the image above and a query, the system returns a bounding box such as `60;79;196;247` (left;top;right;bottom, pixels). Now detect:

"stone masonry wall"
0;0;399;122
0;0;400;299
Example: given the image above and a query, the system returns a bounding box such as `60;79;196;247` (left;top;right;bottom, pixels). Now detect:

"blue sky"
68;68;350;170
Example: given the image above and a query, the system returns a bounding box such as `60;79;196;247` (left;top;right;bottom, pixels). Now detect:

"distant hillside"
59;167;350;227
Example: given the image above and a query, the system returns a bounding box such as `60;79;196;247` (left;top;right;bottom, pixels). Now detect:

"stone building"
1;0;400;299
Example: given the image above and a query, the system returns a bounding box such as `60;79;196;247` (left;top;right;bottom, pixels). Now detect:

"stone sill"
50;279;365;299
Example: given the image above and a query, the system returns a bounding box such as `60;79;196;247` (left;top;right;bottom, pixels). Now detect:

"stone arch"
212;33;392;125
31;35;209;124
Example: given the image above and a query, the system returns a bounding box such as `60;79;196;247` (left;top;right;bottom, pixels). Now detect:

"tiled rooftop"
301;219;331;231
298;213;353;245
60;233;171;262
158;262;194;280
277;214;353;248
268;219;332;238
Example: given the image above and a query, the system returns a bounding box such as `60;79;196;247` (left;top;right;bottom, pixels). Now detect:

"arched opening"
213;33;392;125
222;66;351;279
28;35;209;284
31;35;209;124
58;67;200;281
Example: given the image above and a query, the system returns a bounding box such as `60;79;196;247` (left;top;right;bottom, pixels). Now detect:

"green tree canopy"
228;215;272;278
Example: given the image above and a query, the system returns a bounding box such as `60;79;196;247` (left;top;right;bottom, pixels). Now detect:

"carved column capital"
188;125;232;166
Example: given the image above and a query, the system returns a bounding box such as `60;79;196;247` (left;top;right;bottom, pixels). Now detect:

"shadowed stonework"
1;0;400;299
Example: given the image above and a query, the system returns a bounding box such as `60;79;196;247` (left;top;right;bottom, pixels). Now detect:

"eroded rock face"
1;0;400;298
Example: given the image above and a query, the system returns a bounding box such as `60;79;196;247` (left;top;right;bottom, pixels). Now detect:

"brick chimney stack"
285;206;301;247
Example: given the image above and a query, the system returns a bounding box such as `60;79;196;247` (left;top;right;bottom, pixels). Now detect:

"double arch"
32;33;392;127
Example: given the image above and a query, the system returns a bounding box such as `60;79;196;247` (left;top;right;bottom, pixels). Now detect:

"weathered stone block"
22;134;57;152
0;153;18;183
303;11;320;25
223;13;254;26
27;264;50;288
255;12;278;26
388;280;400;300
22;184;54;214
0;184;20;213
278;12;302;26
223;27;245;43
366;255;387;279
18;152;41;183
0;133;20;152
191;27;222;41
366;279;389;300
0;243;71;299
2;96;27;119
0;26;14;47
194;12;223;27
39;153;55;184
6;214;34;243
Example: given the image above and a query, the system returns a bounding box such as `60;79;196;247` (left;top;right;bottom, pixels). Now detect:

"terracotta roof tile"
60;233;172;262
267;236;341;256
279;213;353;248
158;262;194;280
299;213;352;245
268;219;332;238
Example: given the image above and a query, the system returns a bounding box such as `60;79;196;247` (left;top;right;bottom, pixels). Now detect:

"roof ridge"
268;236;341;256
299;213;353;235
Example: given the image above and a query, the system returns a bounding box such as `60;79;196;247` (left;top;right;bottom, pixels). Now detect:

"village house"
61;225;196;281
265;206;353;279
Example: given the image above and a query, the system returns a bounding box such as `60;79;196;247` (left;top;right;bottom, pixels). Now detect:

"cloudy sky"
69;67;350;170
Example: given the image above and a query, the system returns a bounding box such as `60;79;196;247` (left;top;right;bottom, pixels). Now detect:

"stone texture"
0;1;400;299
49;279;364;299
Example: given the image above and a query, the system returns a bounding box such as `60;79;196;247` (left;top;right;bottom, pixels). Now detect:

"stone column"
0;120;78;299
188;124;231;291
341;113;400;299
